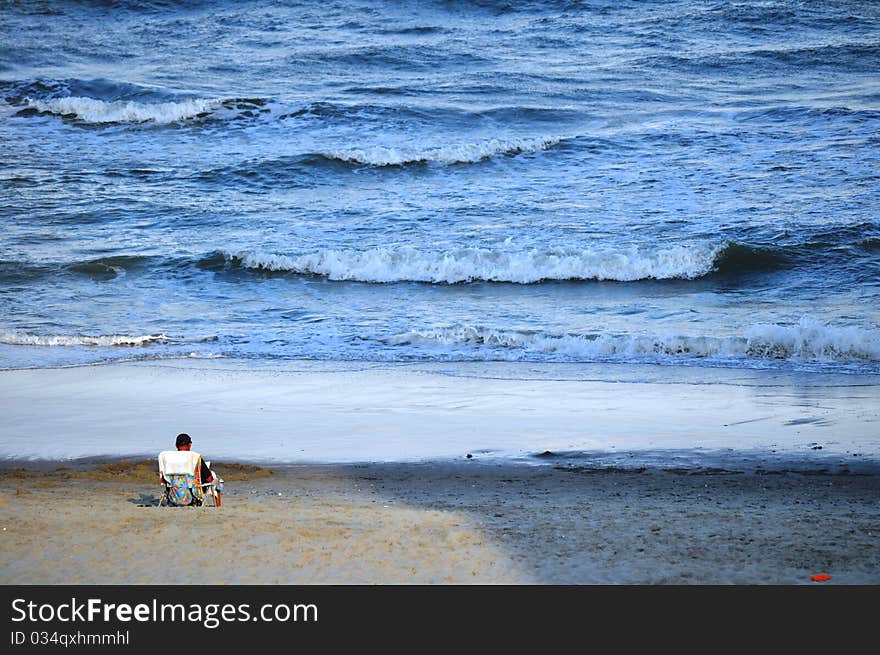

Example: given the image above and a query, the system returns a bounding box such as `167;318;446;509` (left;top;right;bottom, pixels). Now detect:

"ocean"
1;1;879;465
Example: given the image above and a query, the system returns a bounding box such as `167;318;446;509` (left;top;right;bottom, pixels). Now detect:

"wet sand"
1;362;878;466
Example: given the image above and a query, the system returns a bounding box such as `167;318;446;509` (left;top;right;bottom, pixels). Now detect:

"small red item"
811;574;831;582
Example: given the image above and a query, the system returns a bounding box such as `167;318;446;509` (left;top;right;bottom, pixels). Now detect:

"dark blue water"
1;0;879;373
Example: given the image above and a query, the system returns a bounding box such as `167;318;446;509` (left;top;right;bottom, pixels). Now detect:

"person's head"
175;433;192;450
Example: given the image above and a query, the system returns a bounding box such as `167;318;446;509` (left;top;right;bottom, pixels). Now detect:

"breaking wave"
209;241;782;283
24;96;223;124
322;135;565;166
0;332;170;347
385;318;880;364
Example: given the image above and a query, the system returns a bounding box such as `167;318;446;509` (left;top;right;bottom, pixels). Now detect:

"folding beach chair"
157;450;217;508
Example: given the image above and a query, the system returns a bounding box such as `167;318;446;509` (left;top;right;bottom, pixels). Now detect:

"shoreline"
1;360;878;466
2;447;879;475
1;458;878;585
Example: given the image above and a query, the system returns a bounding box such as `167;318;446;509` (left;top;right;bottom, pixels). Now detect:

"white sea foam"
387;318;880;363
324;135;564;165
0;333;169;347
743;318;880;361
226;243;721;283
26;96;221;124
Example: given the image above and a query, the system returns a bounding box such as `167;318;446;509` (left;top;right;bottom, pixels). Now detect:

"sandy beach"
1;362;879;585
1;457;877;585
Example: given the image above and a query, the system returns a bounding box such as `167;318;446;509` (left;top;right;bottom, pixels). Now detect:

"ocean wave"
23;96;223;124
64;255;153;279
750;43;880;70
192;135;569;181
643;42;880;75
385;319;880;364
322;135;565;166
209;241;785;283
0;255;156;283
711;243;786;274
212;243;730;283
0;261;54;284
4;77;165;104
860;237;880;251
736;105;880;124
0;332;170;347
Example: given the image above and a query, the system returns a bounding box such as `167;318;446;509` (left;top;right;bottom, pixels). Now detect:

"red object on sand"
811;574;832;582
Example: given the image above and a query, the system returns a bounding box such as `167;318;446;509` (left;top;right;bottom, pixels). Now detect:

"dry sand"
1;458;877;585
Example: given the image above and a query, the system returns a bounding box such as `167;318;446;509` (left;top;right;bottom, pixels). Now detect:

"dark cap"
175;433;192;447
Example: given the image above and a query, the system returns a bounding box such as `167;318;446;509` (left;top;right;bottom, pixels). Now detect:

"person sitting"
158;433;214;507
